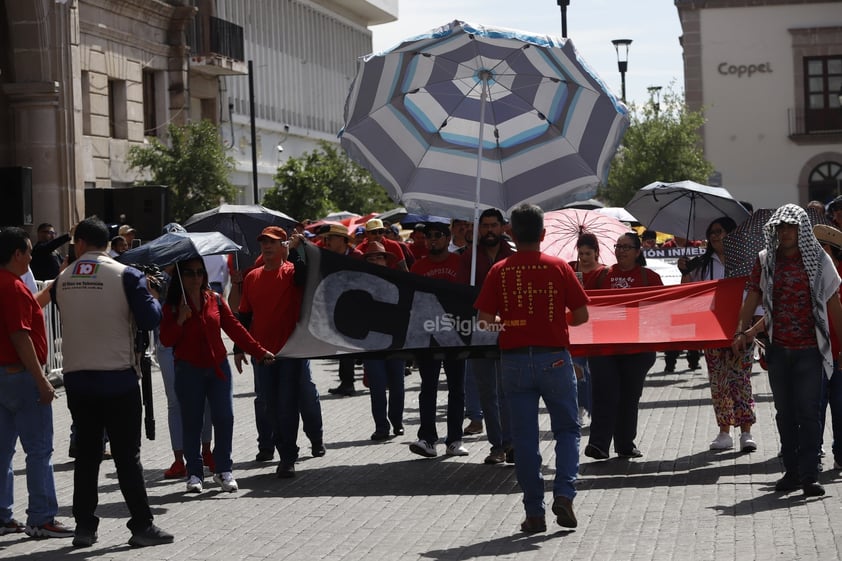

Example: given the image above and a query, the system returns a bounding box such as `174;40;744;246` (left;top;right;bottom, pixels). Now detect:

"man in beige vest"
52;217;173;549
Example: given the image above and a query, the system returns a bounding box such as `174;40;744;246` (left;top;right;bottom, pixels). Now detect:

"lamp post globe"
612;39;632;103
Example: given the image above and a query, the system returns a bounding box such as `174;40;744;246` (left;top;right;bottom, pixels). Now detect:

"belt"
504;346;565;355
1;363;25;374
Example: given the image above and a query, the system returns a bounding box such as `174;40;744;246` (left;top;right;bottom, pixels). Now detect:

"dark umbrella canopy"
183;204;298;256
117;231;241;267
723;207;829;278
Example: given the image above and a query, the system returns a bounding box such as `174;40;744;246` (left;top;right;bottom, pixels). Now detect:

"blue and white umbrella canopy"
340;20;629;219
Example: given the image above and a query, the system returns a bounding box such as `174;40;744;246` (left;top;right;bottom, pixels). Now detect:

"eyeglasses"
708;229;726;236
614;244;636;251
368;229;386;235
181;268;206;278
425;231;446;240
40;230;56;236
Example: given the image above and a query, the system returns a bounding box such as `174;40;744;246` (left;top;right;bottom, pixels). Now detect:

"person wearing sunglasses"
585;232;663;461
356;219;408;271
408;222;469;458
160;259;273;494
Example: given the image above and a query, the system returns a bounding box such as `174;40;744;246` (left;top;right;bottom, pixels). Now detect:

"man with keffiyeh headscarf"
733;204;842;497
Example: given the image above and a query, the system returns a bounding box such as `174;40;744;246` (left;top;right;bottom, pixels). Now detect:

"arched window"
808;161;842;202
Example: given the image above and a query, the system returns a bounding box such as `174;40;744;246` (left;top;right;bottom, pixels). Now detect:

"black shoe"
255;449;274;462
520;516;546;534
774;472;800;492
328;385;355;397
584;443;609;460
72;529;98;548
393;425;405;436
276;461;296;478
803;480;826;497
664;363;676;373
128;525;174;548
371;431;390;441
505;447;515;464
552;496;578;528
617;447;643;458
311;442;326;457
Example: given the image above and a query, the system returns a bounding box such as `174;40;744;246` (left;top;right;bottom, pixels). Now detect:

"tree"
127;120;237;223
262;141;394;221
599;87;714;207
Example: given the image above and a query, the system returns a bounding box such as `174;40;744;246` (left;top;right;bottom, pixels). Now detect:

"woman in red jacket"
160;258;273;494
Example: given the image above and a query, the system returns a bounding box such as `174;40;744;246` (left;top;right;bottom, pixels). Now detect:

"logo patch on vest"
72;260;100;277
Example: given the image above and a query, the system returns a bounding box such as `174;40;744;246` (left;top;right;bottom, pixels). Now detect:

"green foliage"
262;141;394;221
599;86;714;207
127;120;236;223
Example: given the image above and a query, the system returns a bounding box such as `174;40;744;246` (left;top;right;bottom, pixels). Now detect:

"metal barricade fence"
36;280;63;383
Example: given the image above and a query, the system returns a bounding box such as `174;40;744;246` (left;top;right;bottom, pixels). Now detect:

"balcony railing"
787;107;842;144
187;15;246;75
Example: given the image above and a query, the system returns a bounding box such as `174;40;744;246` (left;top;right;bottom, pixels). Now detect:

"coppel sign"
718;62;772;78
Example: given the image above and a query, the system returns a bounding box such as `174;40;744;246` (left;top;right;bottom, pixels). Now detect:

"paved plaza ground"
4;351;842;561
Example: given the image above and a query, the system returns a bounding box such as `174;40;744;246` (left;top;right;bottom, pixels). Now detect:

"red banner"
570;277;746;356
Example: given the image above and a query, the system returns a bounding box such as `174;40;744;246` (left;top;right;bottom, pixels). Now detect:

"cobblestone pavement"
4;352;842;561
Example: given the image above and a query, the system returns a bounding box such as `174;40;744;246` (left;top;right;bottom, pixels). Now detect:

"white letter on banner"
638;297;704;341
405;291;465;348
309;271;397;350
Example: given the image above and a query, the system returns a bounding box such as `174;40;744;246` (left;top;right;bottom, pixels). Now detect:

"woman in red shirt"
160;258;273;494
585;232;663;460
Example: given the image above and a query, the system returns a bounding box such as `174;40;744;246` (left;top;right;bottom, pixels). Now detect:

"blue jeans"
574;356;591;415
157;342;211;452
588;352;655;454
255;358;323;463
464;366;483;422
251;365;274;453
502;348;579;517
417;358;465;445
364;359;405;433
468;357;510;453
820;360;842;465
0;366;58;527
766;345;823;482
174;360;234;478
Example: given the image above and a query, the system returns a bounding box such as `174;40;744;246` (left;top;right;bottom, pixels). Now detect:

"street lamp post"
647;85;662;116
612;39;632;103
557;0;570;38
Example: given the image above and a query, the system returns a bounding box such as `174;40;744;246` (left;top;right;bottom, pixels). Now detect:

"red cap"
257;226;288;241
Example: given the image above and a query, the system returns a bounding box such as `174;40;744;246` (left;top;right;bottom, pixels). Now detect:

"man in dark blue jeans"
734;204;842;497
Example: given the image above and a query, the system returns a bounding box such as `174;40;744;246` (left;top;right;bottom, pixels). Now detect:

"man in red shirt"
408;222;468;458
356;219;408;271
476;203;590;533
234;226;324;478
0;227;72;539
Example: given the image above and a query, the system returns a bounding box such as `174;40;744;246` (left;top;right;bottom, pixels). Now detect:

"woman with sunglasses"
681;217;758;452
585;232;662;460
160;258;274;493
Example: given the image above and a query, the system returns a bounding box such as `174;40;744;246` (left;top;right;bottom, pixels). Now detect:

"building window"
142;71;157;137
81;71;91;135
808;161;842;202
804;56;842;134
108;79;128;139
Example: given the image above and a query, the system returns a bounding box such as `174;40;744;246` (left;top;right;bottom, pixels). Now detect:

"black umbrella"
183;204;298;256
117;231;241;267
724;207;829;278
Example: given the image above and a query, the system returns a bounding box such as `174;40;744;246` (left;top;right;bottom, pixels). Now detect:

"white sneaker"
578;407;590;427
213;471;238;492
709;431;733;450
739;432;757;452
186;475;203;493
409;439;437;458
446;441;469;456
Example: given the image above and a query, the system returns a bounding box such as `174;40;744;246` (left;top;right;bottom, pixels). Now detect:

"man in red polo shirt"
234;226;324;478
408;222;468;458
475;203;589;534
0;227;72;539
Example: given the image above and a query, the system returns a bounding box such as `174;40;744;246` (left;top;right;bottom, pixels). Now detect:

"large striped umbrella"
340;20;628;281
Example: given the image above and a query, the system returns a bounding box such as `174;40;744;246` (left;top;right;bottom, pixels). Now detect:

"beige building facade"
676;0;842;208
0;0;396;237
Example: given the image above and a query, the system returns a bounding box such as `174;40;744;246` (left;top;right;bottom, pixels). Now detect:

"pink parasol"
540;208;633;267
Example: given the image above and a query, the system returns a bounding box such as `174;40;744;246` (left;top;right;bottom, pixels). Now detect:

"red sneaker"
203;450;216;472
163;460;186;479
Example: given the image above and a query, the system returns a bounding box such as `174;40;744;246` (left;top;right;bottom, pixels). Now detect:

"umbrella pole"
175;262;187;304
470;73;491;287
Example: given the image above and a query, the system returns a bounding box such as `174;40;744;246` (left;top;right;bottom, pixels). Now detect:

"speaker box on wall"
111;186;170;242
0;166;33;227
84;188;115;223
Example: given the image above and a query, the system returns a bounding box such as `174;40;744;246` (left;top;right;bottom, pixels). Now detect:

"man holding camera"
52;217;173;548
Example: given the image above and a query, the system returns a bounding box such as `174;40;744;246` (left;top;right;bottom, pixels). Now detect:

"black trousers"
338;357;356;387
588;352;656;454
66;383;153;534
